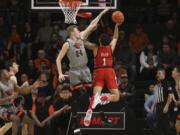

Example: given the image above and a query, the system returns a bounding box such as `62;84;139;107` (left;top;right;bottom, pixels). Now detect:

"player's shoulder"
63;42;70;48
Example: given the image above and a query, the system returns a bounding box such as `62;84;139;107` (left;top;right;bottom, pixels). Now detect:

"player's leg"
106;88;120;102
22;114;34;135
90;69;105;109
100;68;120;104
84;86;103;126
84;69;104;126
9;114;20;135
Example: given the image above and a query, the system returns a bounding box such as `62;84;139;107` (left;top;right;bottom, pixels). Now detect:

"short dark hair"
66;25;77;36
99;33;111;46
157;67;165;74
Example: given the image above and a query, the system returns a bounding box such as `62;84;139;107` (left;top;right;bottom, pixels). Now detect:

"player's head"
67;25;80;38
172;66;180;79
0;69;10;80
9;62;19;74
59;86;71;101
99;33;111;46
156;68;166;81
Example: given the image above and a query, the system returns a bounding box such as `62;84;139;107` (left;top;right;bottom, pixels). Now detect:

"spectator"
0;16;8;53
37;72;53;101
144;84;156;129
19;73;32;135
144;0;156;23
58;23;67;42
165;20;177;47
20;73;29;86
34;49;50;72
115;31;136;82
114;31;127;57
7;0;20;24
52;60;59;91
51;85;72;135
7;24;21;59
35;19;53;49
156;0;172;22
21;22;35;61
31;91;71;135
53;24;59;33
118;69;136;135
129;24;149;54
8;61;19;84
140;43;158;80
48;32;63;61
31;92;53;135
157;44;177;79
24;60;38;84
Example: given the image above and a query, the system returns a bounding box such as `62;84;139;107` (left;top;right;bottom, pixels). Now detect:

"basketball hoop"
59;0;82;24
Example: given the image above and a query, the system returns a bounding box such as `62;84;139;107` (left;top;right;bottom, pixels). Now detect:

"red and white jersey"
94;46;113;68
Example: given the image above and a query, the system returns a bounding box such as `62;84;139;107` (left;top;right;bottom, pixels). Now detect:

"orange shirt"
34;58;50;70
129;32;149;53
31;103;55;116
9;32;21;44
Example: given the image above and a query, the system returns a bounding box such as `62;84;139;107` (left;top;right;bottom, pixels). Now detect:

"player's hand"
58;74;68;82
11;92;18;100
41;121;46;127
116;22;122;26
33;80;44;89
167;94;174;103
163;105;168;114
37;122;43;128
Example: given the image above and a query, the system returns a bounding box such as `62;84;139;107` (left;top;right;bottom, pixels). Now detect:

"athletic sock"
100;95;108;102
100;93;110;105
88;94;95;110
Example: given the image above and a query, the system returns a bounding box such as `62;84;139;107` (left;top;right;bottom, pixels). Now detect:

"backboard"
31;0;117;10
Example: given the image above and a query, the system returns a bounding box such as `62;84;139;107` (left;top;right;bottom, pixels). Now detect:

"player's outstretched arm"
80;8;110;40
84;41;97;51
56;42;69;81
110;23;121;52
14;80;44;95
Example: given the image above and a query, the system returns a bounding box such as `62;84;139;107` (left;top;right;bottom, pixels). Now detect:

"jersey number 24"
76;49;83;57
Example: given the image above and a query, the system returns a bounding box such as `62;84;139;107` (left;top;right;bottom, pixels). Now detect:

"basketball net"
59;0;82;24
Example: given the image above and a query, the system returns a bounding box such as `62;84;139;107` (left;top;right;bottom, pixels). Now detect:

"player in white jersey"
0;69;43;135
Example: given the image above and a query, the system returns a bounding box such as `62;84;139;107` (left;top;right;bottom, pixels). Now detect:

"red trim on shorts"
83;83;92;87
72;84;84;91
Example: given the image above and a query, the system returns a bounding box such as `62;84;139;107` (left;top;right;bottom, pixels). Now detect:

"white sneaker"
84;109;93;126
92;93;101;109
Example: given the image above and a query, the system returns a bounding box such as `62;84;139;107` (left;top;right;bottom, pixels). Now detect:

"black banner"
77;112;125;130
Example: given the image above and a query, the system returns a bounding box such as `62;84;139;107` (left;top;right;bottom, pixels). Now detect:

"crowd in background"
0;0;180;135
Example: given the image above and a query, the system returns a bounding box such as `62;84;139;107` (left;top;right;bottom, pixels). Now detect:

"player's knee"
115;93;120;102
112;91;120;102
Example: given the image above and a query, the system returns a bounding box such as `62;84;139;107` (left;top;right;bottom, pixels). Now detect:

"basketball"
112;11;124;24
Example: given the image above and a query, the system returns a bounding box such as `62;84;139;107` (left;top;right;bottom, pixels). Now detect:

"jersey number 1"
103;58;106;66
